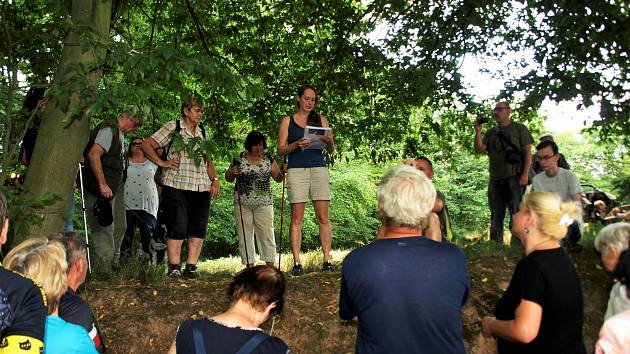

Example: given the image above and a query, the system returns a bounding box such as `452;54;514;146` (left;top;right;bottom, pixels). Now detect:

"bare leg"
290;202;306;264
186;237;203;265
313;200;332;262
167;239;184;265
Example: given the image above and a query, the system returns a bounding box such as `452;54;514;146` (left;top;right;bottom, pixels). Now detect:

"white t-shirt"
531;167;583;201
124;160;159;218
94;126;124;155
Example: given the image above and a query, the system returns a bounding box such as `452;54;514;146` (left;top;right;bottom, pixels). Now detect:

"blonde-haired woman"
5;238;97;354
482;192;586;354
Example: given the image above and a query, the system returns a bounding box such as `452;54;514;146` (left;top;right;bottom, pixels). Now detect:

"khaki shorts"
287;167;331;203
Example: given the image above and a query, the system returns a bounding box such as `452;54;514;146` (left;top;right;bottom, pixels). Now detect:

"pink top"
595;309;630;354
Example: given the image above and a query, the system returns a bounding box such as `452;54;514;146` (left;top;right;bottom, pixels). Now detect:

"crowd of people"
2;87;629;353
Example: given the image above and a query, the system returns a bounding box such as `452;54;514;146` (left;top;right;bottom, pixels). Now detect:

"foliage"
1;185;59;247
500;0;630;145
553;130;630;204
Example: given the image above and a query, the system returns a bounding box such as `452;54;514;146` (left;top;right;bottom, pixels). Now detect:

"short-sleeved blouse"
233;152;274;208
124;160;159;218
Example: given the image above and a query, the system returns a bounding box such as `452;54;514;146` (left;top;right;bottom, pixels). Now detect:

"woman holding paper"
277;84;335;276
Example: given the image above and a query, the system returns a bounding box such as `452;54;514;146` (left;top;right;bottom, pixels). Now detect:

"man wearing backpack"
83;105;142;274
474;101;533;244
142;96;221;278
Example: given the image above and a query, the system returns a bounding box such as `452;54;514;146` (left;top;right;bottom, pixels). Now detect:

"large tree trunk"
17;0;112;246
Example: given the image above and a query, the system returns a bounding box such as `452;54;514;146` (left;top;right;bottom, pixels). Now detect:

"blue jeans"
121;210;156;258
488;175;524;243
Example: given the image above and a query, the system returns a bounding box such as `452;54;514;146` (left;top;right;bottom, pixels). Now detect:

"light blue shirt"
45;315;98;354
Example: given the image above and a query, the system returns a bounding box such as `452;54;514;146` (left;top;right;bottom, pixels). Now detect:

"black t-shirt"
176;317;289;354
494;248;586;354
58;288;105;353
0;266;47;353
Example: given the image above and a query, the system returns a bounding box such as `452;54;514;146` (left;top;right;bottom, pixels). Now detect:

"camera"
476;116;489;125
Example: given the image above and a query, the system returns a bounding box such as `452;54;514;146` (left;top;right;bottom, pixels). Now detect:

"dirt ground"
84;242;611;353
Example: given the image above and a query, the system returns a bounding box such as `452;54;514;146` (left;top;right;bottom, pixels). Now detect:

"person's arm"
423;212;442;242
141;137;179;169
277;116;309;156
482;299;542;343
319;115;335;153
519;144;532;186
167;340;176;354
271;160;285;182
474;123;487;154
207;159;221;199
225;163;239;182
339;272;358;321
87;144;113;198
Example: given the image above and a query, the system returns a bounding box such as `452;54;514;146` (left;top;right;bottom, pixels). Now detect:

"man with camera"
474;101;533;244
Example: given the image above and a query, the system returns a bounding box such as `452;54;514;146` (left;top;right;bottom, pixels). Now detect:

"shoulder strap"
496;129;521;153
192;320;207;354
235;332;268;354
163;120;181;158
199;124;207;139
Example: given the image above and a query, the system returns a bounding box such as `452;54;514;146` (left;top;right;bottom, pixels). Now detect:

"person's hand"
519;174;529;187
161;158;180;169
210;180;221;199
474;120;483;132
99;183;113;199
281;163;288;174
482;316;495;336
295;138;311;149
320;133;333;145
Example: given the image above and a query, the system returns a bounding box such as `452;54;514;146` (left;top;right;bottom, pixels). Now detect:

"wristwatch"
211;177;219;182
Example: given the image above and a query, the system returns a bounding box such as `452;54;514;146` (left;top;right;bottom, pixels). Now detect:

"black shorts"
160;185;210;240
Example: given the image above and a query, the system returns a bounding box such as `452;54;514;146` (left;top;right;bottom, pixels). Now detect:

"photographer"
474;101;533;244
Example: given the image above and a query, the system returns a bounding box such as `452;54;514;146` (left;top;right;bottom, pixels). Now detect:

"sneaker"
183;268;200;279
291;263;305;276
322;261;336;272
167;269;182;277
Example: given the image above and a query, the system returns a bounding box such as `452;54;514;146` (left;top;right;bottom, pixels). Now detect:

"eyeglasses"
537;154;556;161
493;106;510;111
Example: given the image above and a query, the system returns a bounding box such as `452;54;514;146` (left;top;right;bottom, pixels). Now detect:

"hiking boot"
183;268;200;279
322;261;336;272
291;263;305;276
167;269;182;278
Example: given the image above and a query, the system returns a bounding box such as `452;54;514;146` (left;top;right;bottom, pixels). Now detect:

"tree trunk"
17;0;112;246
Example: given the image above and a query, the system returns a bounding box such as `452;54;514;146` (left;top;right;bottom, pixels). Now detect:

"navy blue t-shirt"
339;236;469;354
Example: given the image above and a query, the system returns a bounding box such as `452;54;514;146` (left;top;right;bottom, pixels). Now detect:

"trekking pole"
278;156;287;271
78;163;92;273
233;159;250;268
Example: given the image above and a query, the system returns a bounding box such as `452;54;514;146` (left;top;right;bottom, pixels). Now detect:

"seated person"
0;192;46;354
594;222;630;320
340;165;469;354
54;234;106;352
4;238;98;354
168;265;289;354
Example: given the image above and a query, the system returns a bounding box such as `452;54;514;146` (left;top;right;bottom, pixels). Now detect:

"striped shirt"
151;120;212;192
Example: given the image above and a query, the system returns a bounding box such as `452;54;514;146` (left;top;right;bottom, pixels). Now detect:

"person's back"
340;237;469;354
175;317;289;354
45;315;97;354
59;288;105;352
0;267;47;353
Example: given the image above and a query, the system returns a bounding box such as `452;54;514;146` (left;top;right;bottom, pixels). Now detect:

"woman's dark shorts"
160;185;210;239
